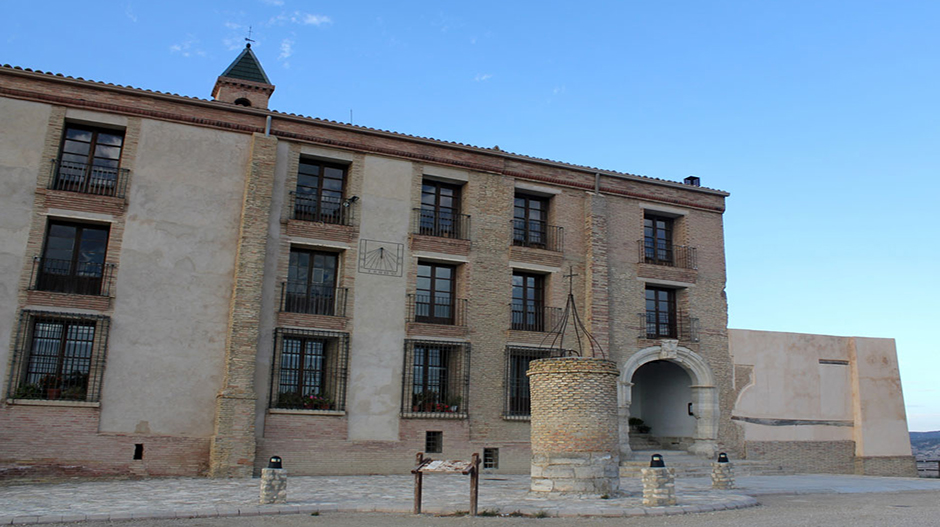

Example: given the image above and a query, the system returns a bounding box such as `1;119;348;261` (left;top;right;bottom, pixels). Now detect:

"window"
292;159;347;224
511;272;546;331
34;221;111;296
483;448;499;469
7;310;110;402
402;340;470;417
425;431;443;453
418;180;463;238
513;194;548;248
284;248;342;315
504;347;551;417
415;262;455;325
643;214;674;265
270;328;349;411
645;286;677;339
53;125;125;197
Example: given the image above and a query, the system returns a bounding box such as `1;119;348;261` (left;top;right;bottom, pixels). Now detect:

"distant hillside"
910;431;940;459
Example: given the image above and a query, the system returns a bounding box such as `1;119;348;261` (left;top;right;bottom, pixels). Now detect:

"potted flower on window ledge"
39;375;63;400
303;393;333;410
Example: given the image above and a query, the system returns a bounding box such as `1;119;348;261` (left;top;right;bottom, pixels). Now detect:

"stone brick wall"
746;440;856;474
0;404;208;479
855;456;918;477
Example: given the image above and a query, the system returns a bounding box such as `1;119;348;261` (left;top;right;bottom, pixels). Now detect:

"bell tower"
212;43;275;109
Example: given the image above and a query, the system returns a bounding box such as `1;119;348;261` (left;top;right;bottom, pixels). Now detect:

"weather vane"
245;26;256;46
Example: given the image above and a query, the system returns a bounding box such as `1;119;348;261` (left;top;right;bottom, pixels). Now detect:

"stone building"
0;47;915;479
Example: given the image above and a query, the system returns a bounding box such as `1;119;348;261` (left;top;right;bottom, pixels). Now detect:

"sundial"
358;239;404;277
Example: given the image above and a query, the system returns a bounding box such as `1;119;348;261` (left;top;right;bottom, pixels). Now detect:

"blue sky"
3;1;938;431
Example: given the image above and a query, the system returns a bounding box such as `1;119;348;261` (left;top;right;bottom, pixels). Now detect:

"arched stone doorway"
618;342;718;459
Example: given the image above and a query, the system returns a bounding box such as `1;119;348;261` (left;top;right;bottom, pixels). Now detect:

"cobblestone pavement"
0;473;938;525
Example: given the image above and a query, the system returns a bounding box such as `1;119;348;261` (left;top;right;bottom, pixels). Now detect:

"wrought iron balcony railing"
411;208;471;240
289;192;353;226
512;219;563;252
280;282;348;317
29;257;115;296
407;294;467;326
50;159;129;199
637;240;697;269
640;311;699;342
510;302;563;332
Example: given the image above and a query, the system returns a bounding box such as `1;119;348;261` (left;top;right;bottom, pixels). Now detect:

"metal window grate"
7;310;110;402
425;431;443;454
401;340;470;418
483;448;499;469
504;347;553;417
270;328;349;411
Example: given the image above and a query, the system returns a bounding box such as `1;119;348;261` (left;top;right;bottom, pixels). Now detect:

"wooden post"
413;452;424;514
469;453;480;516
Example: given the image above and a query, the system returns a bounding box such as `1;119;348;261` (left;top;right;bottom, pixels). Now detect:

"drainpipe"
265;115;272;136
594;173;601;194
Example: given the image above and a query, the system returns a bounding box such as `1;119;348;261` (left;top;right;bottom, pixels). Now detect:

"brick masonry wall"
528;358;620;454
0;404;208;479
208;132;277;477
746;440;856;474
855;456;918;477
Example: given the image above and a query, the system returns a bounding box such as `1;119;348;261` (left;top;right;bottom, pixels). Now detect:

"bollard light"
717;452;729;463
268;455;283;469
650;454;665;468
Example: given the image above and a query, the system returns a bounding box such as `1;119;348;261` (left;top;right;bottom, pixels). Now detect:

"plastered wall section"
101;119;249;437
850;336;912;457
729;329;854;442
730;329;913;458
0;98;47;397
346;154;412;441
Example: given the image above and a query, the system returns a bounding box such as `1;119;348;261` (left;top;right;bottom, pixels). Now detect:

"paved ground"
0;473;939;525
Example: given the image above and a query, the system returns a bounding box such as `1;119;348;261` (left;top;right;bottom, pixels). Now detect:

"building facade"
0;48;915;479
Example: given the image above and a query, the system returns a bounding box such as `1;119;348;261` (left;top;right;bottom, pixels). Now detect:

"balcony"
289;192;352;226
280;282;348;317
407;294;467;326
411;208;471;240
637;240;697;269
29;257;115;297
512;219;563;252
641;312;699;342
50;160;129;199
510;302;563;332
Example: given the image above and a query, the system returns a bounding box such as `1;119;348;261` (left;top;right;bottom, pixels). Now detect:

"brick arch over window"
618;344;718;458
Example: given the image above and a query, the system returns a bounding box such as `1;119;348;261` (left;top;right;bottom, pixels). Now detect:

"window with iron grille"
419;180;463;238
645;286;677;339
6;310;110;402
402;340;470;418
270;328;348;411
283;248;341;316
511;272;545;331
513;194;548;248
643;214;674;265
415;262;455;325
425;431;443;453
292;159;347;224
52;125;126;197
32;220;112;296
504;347;552;418
483;448;499;469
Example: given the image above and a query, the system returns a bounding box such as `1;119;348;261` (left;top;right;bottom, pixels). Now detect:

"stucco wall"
730;329;912;458
100;119;249;437
0;98;47;397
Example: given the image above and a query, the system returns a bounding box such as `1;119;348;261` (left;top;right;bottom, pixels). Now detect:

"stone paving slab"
0;474;938;525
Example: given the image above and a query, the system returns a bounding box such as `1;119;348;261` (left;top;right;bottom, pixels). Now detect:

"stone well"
528;357;620;494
